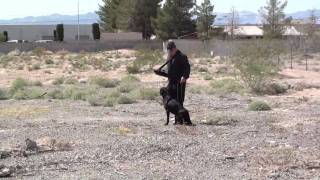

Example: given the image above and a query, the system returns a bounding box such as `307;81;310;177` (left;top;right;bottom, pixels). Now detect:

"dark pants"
168;81;186;123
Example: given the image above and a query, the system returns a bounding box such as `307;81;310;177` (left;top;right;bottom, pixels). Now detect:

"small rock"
79;78;87;84
268;140;278;147
0;165;12;178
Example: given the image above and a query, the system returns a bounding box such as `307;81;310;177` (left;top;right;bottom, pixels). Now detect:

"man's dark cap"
167;41;176;50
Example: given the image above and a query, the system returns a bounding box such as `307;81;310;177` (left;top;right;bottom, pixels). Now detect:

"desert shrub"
121;75;140;83
105;89;121;98
203;113;238;126
30;63;41;71
12;88;45;100
30;80;42;87
64;77;78;85
248;100;272;111
263;82;288;95
92;23;101;40
207;78;244;94
127;49;163;73
103;97;117;107
117;95;136;104
198;67;208;73
117;82;138;93
10;78;29;95
53;77;65;85
189;85;204;94
203;74;213;80
126;64;140;74
0;34;5;42
63;86;88;101
89;77;118;88
0;88;8;100
138;88;158;100
232;41;279;93
33;47;46;57
47;89;64;99
87;95;104;106
45;59;54;65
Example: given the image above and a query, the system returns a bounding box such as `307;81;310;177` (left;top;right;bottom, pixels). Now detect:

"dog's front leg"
165;111;170;125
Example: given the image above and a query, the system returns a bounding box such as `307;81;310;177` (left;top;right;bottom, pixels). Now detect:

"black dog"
160;87;193;126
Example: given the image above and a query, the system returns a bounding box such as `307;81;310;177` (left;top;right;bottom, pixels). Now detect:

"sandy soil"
0;50;320;179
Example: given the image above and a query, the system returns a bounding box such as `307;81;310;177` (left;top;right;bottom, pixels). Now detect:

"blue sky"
0;0;318;19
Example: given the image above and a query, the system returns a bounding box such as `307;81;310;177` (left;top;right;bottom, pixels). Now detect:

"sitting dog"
160;87;193;126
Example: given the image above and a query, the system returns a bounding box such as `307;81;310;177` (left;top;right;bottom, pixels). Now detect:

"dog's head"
160;87;168;98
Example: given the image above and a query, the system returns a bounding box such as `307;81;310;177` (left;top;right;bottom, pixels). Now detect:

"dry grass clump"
248;100;272;111
89;76;119;88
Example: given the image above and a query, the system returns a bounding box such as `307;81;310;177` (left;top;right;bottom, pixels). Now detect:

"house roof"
224;26;263;36
283;26;303;36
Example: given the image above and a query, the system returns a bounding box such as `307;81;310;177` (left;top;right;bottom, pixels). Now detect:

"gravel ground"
0;94;319;179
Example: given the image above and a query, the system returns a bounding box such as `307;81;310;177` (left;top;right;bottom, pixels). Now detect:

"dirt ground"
0;50;320;179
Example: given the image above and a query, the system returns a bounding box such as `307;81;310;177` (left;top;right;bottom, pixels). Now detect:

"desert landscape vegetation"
0;0;320;179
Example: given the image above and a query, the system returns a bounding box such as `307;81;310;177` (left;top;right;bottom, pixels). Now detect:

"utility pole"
77;0;80;41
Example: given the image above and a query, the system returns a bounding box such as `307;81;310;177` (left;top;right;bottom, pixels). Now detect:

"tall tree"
153;0;196;41
228;7;239;40
306;9;318;37
97;0;122;32
116;0;135;31
130;0;161;39
196;0;215;40
260;0;287;39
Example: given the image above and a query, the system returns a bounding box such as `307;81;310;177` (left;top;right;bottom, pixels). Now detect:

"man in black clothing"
154;41;191;123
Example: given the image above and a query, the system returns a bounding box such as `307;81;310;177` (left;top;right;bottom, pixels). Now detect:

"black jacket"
155;50;190;83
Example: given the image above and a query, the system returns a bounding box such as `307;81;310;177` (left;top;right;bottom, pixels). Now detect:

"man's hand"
180;77;187;84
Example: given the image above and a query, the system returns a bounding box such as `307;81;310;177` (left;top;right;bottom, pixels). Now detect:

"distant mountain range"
0;12;99;25
0;10;319;25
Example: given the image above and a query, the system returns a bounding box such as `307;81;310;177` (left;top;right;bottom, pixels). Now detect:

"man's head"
167;41;177;57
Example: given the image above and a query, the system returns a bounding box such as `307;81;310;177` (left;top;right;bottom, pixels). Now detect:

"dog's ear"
160;87;167;96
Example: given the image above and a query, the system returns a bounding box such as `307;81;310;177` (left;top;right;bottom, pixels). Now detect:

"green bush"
30;80;42;87
126;64;140;74
33;47;46;57
204;74;213;80
56;24;64;41
117;95;136;104
138;88;158;100
207;78;244;94
12;88;45;100
63;86;88;101
53;77;65;85
103;97;117;107
232;41;279;93
31;63;41;70
45;59;54;65
188;85;204;94
10;78;29;95
92;23;101;40
264;82;288;95
127;49;163;73
0;33;5;42
121;75;140;83
87;95;104;106
89;77;118;88
47;89;64;99
0;88;8;100
117;82;138;93
64;77;78;85
248;100;272;111
199;67;208;73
